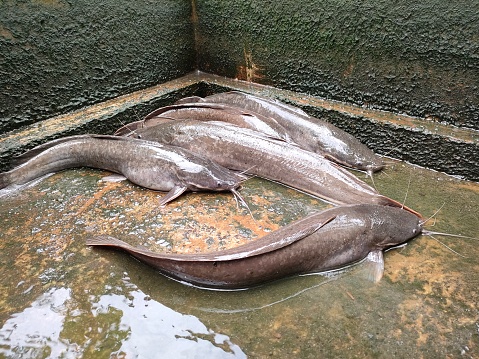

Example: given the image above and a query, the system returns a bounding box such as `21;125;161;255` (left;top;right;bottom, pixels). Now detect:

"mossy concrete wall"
0;0;195;134
195;0;479;130
2;0;478;133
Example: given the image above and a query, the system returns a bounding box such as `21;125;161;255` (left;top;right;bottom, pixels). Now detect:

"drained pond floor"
0;159;478;358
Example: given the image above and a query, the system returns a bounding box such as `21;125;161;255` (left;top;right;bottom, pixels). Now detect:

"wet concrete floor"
0;158;478;358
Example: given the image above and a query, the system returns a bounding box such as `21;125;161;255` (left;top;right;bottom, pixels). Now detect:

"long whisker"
197;277;338;313
114;107;145;137
122;125;139;138
375;156;397;179
238;165;256;177
401;170;412;209
231;188;256;222
239;174;256;183
380;159;397;167
420;202;445;226
117;117;127;127
231;189;241;211
378;168;392;179
379;147;397;159
428;234;467;258
423;230;478;240
367;169;377;191
131;106;144;122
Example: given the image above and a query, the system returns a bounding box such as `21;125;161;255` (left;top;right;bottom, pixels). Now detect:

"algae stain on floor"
0;162;478;358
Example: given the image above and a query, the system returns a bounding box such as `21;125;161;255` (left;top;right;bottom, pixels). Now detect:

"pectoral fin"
362;250;385;283
159;186;187;206
101;174;127;182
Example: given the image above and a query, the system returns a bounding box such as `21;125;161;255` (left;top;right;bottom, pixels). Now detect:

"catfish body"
87;204;422;289
0;135;245;205
129;119;414;211
193;91;385;173
114;102;292;142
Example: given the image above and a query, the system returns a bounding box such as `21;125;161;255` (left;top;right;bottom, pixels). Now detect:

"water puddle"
0;160;478;358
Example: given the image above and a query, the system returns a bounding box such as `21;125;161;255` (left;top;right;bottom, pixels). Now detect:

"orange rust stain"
75;180;123;216
343;58;355;78
32;0;68;8
0;25;15;41
237;47;263;82
455;181;479;193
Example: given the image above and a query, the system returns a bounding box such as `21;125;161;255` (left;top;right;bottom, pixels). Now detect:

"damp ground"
0;159;478;358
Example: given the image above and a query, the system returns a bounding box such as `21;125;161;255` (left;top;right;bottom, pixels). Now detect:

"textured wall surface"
195;0;479;130
0;0;195;134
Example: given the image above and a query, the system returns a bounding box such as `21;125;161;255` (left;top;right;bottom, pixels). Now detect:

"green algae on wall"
195;0;479;130
0;0;195;134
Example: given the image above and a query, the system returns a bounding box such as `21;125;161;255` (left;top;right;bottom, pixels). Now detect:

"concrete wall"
3;0;477;134
0;0;195;134
195;0;479;130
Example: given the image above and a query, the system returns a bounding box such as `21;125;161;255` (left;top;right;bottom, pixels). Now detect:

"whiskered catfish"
183;91;384;174
0;135;246;205
87;204;422;289
126;120;419;215
114;102;292;142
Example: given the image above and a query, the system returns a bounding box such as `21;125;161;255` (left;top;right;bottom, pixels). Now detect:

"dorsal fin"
174;96;206;105
86;215;337;263
143;103;240;121
208;215;336;261
13;134;138;167
13;135;90;167
205;121;289;143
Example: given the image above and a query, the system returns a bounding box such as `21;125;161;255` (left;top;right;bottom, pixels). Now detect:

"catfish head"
368;205;423;249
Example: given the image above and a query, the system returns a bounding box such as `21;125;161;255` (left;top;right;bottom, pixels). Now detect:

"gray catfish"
183;91;385;174
0;135;246;205
86;204;422;289
114;102;292;142
127;119;419;215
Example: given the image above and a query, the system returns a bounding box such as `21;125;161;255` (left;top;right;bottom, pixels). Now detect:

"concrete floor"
0;75;478;357
0;156;478;358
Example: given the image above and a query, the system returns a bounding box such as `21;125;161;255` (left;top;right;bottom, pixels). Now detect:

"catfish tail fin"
86;235;133;250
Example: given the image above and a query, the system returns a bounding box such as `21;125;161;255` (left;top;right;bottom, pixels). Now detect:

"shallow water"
0;160;478;358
